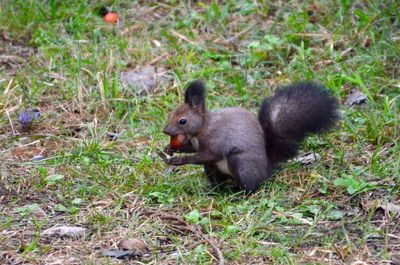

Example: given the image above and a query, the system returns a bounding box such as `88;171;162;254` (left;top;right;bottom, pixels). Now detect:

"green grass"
0;0;399;264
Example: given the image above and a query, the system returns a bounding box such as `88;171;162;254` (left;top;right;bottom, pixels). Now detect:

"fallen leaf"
346;88;368;106
106;131;123;141
295;152;321;165
391;258;400;265
31;154;45;161
118;238;148;252
120;66;170;95
42;226;86;238
381;202;400;214
101;250;133;259
361;199;400;214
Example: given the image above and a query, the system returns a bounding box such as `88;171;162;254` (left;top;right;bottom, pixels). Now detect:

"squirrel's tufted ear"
184;80;206;112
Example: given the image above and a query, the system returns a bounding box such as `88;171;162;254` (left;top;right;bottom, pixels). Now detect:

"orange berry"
103;12;118;24
171;134;186;149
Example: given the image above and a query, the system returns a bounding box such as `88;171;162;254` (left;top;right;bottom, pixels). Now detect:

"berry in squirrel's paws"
170;134;186;149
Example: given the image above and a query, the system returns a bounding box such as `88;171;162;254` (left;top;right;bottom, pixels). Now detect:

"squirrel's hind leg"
227;153;271;193
204;165;231;190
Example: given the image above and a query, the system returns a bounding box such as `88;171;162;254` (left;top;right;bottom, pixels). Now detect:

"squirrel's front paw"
168;156;184;166
164;145;176;156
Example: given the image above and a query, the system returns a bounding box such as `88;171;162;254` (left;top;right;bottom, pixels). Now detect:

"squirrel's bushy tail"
259;81;339;165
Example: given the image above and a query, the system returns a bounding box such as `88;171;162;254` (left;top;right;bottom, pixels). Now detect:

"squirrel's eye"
178;118;187;125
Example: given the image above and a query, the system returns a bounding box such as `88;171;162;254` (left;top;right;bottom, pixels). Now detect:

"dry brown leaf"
118;237;149;252
120;66;170;95
346;87;368;106
381;202;400;214
361;199;400;214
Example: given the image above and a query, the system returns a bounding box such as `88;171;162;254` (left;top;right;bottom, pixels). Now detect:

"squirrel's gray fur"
163;80;339;193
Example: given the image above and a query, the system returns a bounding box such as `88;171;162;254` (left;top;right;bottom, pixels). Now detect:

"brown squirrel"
162;80;339;193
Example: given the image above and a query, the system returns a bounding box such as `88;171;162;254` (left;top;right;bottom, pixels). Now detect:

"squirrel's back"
162;80;338;193
259;81;339;165
201;107;265;155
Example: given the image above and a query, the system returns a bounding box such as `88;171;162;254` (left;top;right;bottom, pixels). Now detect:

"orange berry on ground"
103;12;118;24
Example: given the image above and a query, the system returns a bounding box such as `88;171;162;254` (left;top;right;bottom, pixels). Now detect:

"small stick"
213;23;256;45
292;32;331;38
272;210;312;225
6;109;16;135
200;234;225;265
144;209;225;265
169;29;197;45
148;53;169;65
4;78;13;95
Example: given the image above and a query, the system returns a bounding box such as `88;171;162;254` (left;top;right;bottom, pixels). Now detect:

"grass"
0;0;399;264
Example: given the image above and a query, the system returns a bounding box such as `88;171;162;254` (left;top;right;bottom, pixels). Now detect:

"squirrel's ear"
184;80;206;112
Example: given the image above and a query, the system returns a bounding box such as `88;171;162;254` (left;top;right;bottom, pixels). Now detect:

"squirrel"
162;80;339;193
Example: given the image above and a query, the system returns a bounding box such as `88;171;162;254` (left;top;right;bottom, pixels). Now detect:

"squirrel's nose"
163;125;172;136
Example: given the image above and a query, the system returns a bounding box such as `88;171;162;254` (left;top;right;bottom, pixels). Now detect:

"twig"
388;233;400;239
120;25;141;35
333;244;346;262
148;53;169;65
169;29;197;45
5;109;16;135
4;77;13;95
200;233;225;265
256;241;279;246
143;209;225;265
272;210;313;225
292;32;331;39
213;23;256;45
340;47;354;57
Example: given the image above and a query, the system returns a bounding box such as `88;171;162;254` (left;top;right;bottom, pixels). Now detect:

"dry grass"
1;0;399;264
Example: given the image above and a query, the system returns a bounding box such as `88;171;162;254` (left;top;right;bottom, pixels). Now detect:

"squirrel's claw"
168;156;184;166
164;145;176;156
